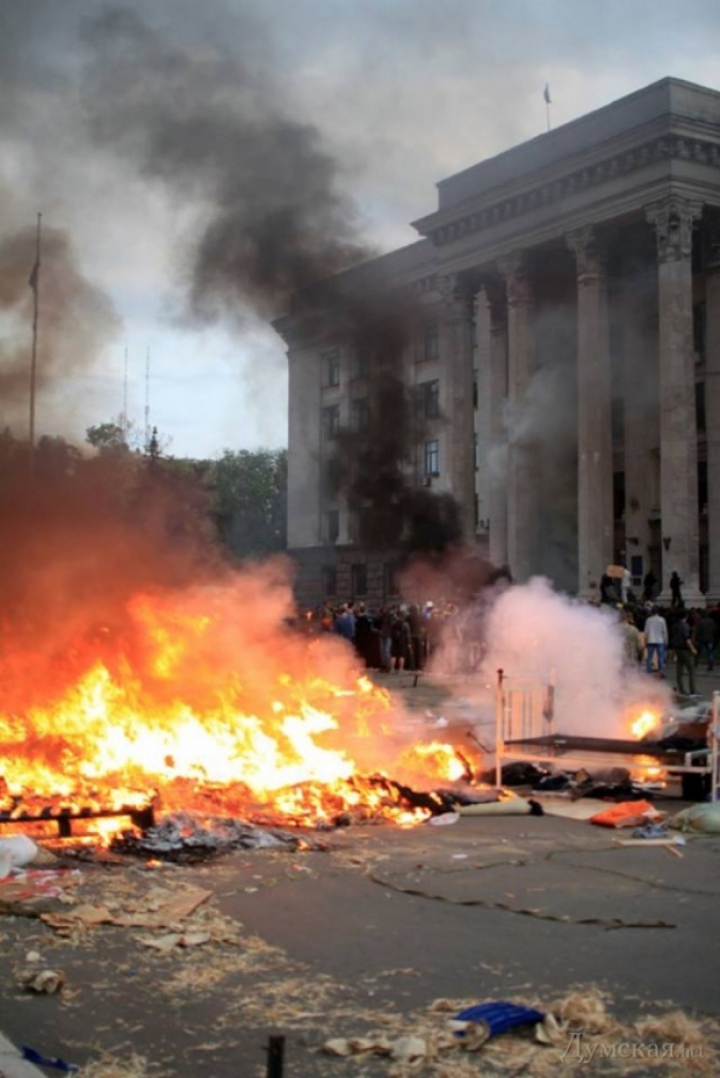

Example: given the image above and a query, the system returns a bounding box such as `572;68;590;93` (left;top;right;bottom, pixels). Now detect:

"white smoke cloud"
481;577;671;738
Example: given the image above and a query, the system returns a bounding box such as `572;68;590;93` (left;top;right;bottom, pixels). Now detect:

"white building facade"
276;78;720;609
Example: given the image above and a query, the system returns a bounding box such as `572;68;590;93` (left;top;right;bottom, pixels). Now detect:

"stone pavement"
1;667;720;1077
1;809;719;1077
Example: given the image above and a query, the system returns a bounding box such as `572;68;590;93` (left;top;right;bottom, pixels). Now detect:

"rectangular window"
322;404;340;439
350;397;369;431
693;304;706;363
322;348;341;387
474;433;479;470
351;563;368;597
322;455;340;499
423;322;439;361
473;372;478;410
353;506;371;544
325;509;339;544
321;564;337;597
384;561;400;598
696;380;706;432
417;379;440;418
699;460;708;512
424;438;440;477
350;350;369;380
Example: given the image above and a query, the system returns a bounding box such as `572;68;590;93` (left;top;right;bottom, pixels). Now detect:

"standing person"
695;610;717;672
353;604;374;668
620;565;632;605
378;607;394;672
644;607;668;677
642;570;657;603
333;603;356;643
407;604;424;672
670;571;684;609
390;611;411;672
622;610;643;668
671;612;698;696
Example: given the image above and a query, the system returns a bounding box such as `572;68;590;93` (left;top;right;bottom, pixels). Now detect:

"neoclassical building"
276;77;720;608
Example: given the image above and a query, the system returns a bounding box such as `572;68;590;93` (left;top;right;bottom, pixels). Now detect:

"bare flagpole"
544;83;552;132
29;211;42;468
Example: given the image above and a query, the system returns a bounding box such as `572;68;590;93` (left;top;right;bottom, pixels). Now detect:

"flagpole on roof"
28;211;42;468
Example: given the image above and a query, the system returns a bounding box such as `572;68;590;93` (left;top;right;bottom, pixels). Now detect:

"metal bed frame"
494;670;719;801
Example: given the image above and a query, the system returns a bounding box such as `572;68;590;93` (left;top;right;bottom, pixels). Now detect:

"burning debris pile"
0;564;482;850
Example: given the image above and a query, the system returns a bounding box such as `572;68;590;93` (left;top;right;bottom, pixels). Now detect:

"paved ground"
1;669;720;1078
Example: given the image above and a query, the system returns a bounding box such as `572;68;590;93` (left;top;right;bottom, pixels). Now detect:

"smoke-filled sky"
1;0;719;459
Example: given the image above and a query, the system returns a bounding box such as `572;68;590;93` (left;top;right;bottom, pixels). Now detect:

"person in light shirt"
644;607;669;676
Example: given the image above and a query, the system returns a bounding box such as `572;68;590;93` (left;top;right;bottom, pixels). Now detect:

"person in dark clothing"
378;607;394;671
353;604;374;668
390;613;411;672
407;604;425;672
642;570;657;603
671;613;697;696
670;571;684;609
695;612;716;671
600;573;615;604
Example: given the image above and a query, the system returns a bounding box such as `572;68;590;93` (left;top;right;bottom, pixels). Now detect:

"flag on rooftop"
544;83;552;104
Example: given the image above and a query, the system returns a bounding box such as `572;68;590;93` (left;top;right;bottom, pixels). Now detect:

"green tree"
211;448;287;558
85;420;130;455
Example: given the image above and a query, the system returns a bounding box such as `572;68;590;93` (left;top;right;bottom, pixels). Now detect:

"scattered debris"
589;800;663;828
17;967;65;994
110;812;319;860
41;885;212;934
0;834;39;876
670;803;720;834
21;1045;79;1073
452;1001;545;1048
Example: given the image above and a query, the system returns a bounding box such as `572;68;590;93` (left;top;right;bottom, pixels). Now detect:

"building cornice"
413;132;720;250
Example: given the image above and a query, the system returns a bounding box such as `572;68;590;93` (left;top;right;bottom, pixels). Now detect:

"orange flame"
0;583;474;834
630;709;660;739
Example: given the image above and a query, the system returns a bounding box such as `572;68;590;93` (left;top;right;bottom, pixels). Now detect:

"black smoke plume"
80;6;372;321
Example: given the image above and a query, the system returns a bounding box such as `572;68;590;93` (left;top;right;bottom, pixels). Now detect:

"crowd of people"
619;602;719;696
300;567;720;696
304;599;487;674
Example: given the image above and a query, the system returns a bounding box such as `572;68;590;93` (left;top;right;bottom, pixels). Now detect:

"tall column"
439;273;476;540
485;283;509;567
287;342;322;548
497;254;533;581
567;226;613;598
704;230;720;599
474;288;492;553
646;196;703;603
621;256;660;589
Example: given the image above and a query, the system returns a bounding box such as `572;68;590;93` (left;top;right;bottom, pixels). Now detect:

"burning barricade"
0;576;496;858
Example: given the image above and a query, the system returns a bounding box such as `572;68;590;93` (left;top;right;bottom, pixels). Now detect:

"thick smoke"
0;220;120;429
480;578;670;737
79;6;371;321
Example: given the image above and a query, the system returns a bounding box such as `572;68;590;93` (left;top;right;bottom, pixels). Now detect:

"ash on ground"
111;812;327;861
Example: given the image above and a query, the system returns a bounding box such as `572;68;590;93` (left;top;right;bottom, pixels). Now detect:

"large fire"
0;579;472;836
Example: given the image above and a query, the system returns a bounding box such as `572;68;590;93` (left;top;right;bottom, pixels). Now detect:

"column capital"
566;225;605;283
496;252;530;309
437;272;475;317
646;195;703;263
